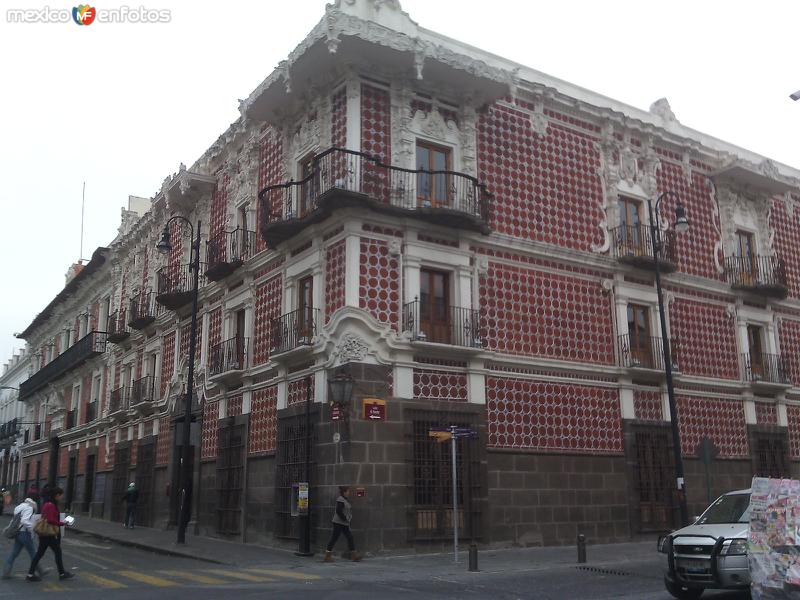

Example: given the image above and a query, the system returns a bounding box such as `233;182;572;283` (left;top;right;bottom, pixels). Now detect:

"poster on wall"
749;477;800;599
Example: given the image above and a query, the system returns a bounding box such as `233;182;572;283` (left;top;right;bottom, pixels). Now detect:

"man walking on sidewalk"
122;483;138;529
2;491;44;579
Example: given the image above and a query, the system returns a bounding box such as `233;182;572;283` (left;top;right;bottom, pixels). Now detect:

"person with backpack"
324;486;361;562
26;486;73;582
2;491;44;579
122;482;138;529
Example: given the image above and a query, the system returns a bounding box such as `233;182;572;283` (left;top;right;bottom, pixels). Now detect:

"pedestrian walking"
26;486;73;582
324;486;361;562
122;482;138;529
2;492;44;579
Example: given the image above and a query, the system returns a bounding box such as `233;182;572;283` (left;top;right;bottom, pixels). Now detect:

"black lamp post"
647;191;690;527
156;216;202;545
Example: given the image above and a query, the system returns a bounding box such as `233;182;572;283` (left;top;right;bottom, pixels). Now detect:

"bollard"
468;543;478;572
577;533;587;564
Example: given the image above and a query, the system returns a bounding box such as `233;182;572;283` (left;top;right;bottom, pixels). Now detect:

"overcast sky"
1;0;798;366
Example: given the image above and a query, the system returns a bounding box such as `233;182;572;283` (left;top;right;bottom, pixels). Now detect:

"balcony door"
234;309;246;370
298;276;313;341
420;269;450;344
735;230;757;285
747;324;765;379
299;154;315;217
417;141;451;208
618;197;643;256
627;304;653;368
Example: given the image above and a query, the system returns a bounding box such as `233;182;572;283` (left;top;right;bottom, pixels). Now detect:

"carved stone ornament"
531;111;549;137
649;98;677;124
475;255;489;276
784;192;796;220
338;333;369;363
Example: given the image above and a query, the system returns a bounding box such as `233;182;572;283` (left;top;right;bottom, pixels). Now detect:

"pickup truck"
658;488;751;599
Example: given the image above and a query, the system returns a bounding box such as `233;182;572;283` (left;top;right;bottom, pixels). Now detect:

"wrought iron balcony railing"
610;225;677;272
108;386;128;414
107;309;130;343
618;334;680;371
402;300;483;348
724;255;788;298
270;308;318;355
19;331;108;400
742;352;789;385
206;228;257;281
130;375;156;406
156;264;206;310
259;147;492;247
128;291;157;330
209;337;249;376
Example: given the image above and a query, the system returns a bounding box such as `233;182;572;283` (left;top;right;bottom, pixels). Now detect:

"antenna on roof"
80;181;86;263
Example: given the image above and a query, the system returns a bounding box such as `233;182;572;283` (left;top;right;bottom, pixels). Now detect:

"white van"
658;489;751;599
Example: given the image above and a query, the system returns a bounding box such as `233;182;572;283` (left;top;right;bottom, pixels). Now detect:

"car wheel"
665;577;704;600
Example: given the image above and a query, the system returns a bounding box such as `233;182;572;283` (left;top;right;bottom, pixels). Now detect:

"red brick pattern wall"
413;369;468;401
227;394;242;417
361;84;391;203
89;301;99;331
141;248;149;289
655;165;721;280
253;276;282;365
156;418;171;466
249;386;277;454
331;87;346;147
201;400;218;460
789;406;800;459
98;437;110;471
179;323;201;363
119;273;127;311
771;198;800;298
209;173;229;241
677;395;747;457
160;332;175;397
359;238;399;327
480;262;614;363
257;129;283;252
486;377;623;453
81;375;91;422
780;319;800;386
288;378;314;406
58;447;69;477
325;239;346;323
755;402;778;426
633;388;662;421
208;307;222;363
101;366;108;414
478;104;604;251
168;219;183;270
670;299;738;379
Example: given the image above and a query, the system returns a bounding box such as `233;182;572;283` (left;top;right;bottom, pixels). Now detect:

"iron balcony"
402;299;483;348
205;228;257;281
724;255;788;299
611;224;677;273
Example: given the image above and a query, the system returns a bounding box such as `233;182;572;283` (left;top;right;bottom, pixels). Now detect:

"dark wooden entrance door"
66;455;77;512
83;454;96;513
135;442;155;527
111;446;130;523
633;428;673;531
216;421;246;535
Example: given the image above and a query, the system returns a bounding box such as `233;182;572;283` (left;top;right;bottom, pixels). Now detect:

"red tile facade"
201;400;218;460
331;87;347;148
253;276;282;365
287;378;314;406
755;402;778;426
209;173;229;241
633;388;663;421
413;369;468;402
256;128;283;252
361;84;391;203
359;238;399;327
156;417;171;466
677;395;748;458
670;299;738;379
325;239;346;323
159;332;175;397
480;262;614;363
486;377;623;453
780;318;800;386
227;394;243;417
770;198;800;298
249;386;277;454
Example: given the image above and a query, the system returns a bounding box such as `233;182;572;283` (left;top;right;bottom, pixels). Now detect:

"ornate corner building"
13;0;800;549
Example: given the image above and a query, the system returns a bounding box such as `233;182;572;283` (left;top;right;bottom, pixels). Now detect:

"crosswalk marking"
247;568;322;581
158;570;228;585
42;582;65;592
82;573;128;589
118;570;179;587
207;569;275;583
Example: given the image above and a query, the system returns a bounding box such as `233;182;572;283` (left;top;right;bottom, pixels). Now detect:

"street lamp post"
647;191;690;527
157;217;202;545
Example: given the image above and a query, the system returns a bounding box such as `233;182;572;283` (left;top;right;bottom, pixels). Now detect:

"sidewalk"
67;514;660;577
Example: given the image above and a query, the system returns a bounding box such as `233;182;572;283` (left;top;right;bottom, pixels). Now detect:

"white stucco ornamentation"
337;333;369;363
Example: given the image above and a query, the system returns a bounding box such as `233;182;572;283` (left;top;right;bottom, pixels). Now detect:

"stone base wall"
244;454;276;545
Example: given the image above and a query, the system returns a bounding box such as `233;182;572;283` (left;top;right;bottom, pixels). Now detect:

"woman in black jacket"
324;486;361;562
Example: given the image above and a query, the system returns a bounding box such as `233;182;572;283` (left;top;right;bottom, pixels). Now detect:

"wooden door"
735;230;757;285
298;276;313;339
416;142;451;208
235;309;246;369
627;304;653;367
618;197;643;255
747;324;764;378
420;269;450;344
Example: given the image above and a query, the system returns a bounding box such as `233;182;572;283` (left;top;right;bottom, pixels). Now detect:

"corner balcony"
106;309;130;343
19;331;108;400
611;225;677;273
724;255;788;299
205;228;257;282
128;291;157;330
209;337;249;383
402;300;484;351
270;308;318;357
742;352;790;390
618;334;680;379
259;147;491;248
156;264;206;311
108;386;129;422
129;375;156;416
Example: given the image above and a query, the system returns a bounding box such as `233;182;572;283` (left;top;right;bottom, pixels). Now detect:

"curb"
69;527;227;565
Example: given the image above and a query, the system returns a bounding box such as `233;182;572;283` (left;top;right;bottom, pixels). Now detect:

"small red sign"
331;403;342;421
362;398;386;421
356;488;365;498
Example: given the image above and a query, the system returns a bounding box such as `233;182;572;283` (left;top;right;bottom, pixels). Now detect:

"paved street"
0;526;752;599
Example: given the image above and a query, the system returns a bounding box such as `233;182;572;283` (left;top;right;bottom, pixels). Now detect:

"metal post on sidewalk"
468;543;478;572
577;533;587;563
450;425;458;564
